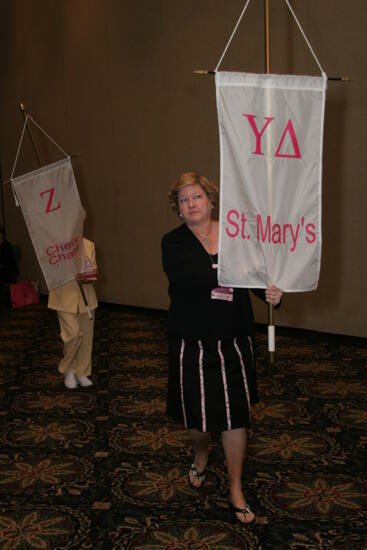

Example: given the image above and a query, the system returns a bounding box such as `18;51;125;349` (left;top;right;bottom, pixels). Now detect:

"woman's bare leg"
188;428;210;487
221;427;255;523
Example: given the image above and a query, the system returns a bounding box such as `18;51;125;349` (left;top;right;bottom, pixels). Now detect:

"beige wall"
1;0;366;337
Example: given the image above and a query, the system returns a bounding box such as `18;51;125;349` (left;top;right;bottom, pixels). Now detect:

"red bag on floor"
10;281;39;307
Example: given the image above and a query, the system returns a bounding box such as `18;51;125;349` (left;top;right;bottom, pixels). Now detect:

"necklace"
192;222;213;246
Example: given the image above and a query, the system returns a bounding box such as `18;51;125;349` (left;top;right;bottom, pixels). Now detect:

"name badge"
211;287;234;302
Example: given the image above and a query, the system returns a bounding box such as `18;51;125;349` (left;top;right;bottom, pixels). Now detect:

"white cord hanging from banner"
8;113;71;207
10;114;70;182
284;0;324;74
214;0;325;75
214;0;252;72
27;115;70;159
10;116;29;182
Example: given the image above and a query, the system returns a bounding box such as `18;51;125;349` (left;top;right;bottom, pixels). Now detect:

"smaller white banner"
12;158;84;290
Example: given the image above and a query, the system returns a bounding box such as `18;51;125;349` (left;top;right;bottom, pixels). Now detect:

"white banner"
12;158;84;290
216;72;327;292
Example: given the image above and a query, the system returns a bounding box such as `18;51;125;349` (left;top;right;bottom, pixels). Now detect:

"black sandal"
189;463;206;488
229;500;255;524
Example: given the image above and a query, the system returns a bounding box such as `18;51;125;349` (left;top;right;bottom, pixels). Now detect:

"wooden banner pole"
265;0;270;74
193;71;350;81
264;0;275;365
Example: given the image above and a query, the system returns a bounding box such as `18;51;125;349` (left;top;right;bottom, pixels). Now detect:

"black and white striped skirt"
167;335;257;433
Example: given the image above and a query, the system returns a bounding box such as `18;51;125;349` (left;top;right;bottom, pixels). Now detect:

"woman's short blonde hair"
168;173;219;214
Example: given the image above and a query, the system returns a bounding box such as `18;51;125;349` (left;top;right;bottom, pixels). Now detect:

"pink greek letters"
243;114;302;159
40;187;61;213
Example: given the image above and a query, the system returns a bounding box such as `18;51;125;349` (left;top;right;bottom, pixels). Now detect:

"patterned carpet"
0;299;367;549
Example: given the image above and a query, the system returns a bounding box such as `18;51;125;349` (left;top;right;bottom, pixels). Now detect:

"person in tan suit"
48;238;98;389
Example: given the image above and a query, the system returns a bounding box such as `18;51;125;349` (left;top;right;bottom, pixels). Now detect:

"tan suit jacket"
48;238;98;314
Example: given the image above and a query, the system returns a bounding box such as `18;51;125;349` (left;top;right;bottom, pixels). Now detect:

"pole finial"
193;70;215;75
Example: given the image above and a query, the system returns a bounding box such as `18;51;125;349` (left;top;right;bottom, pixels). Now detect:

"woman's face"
178;183;212;227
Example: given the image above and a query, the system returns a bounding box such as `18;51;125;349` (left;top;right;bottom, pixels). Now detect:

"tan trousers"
57;310;95;376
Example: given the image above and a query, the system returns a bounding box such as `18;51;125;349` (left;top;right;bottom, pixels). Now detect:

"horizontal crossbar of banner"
193;70;351;81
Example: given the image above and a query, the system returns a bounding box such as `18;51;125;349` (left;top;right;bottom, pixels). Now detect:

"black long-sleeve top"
161;223;267;339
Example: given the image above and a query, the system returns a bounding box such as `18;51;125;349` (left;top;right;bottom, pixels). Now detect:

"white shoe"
76;375;93;387
64;371;77;389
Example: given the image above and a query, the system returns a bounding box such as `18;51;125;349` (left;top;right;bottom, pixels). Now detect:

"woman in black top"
161;173;282;524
